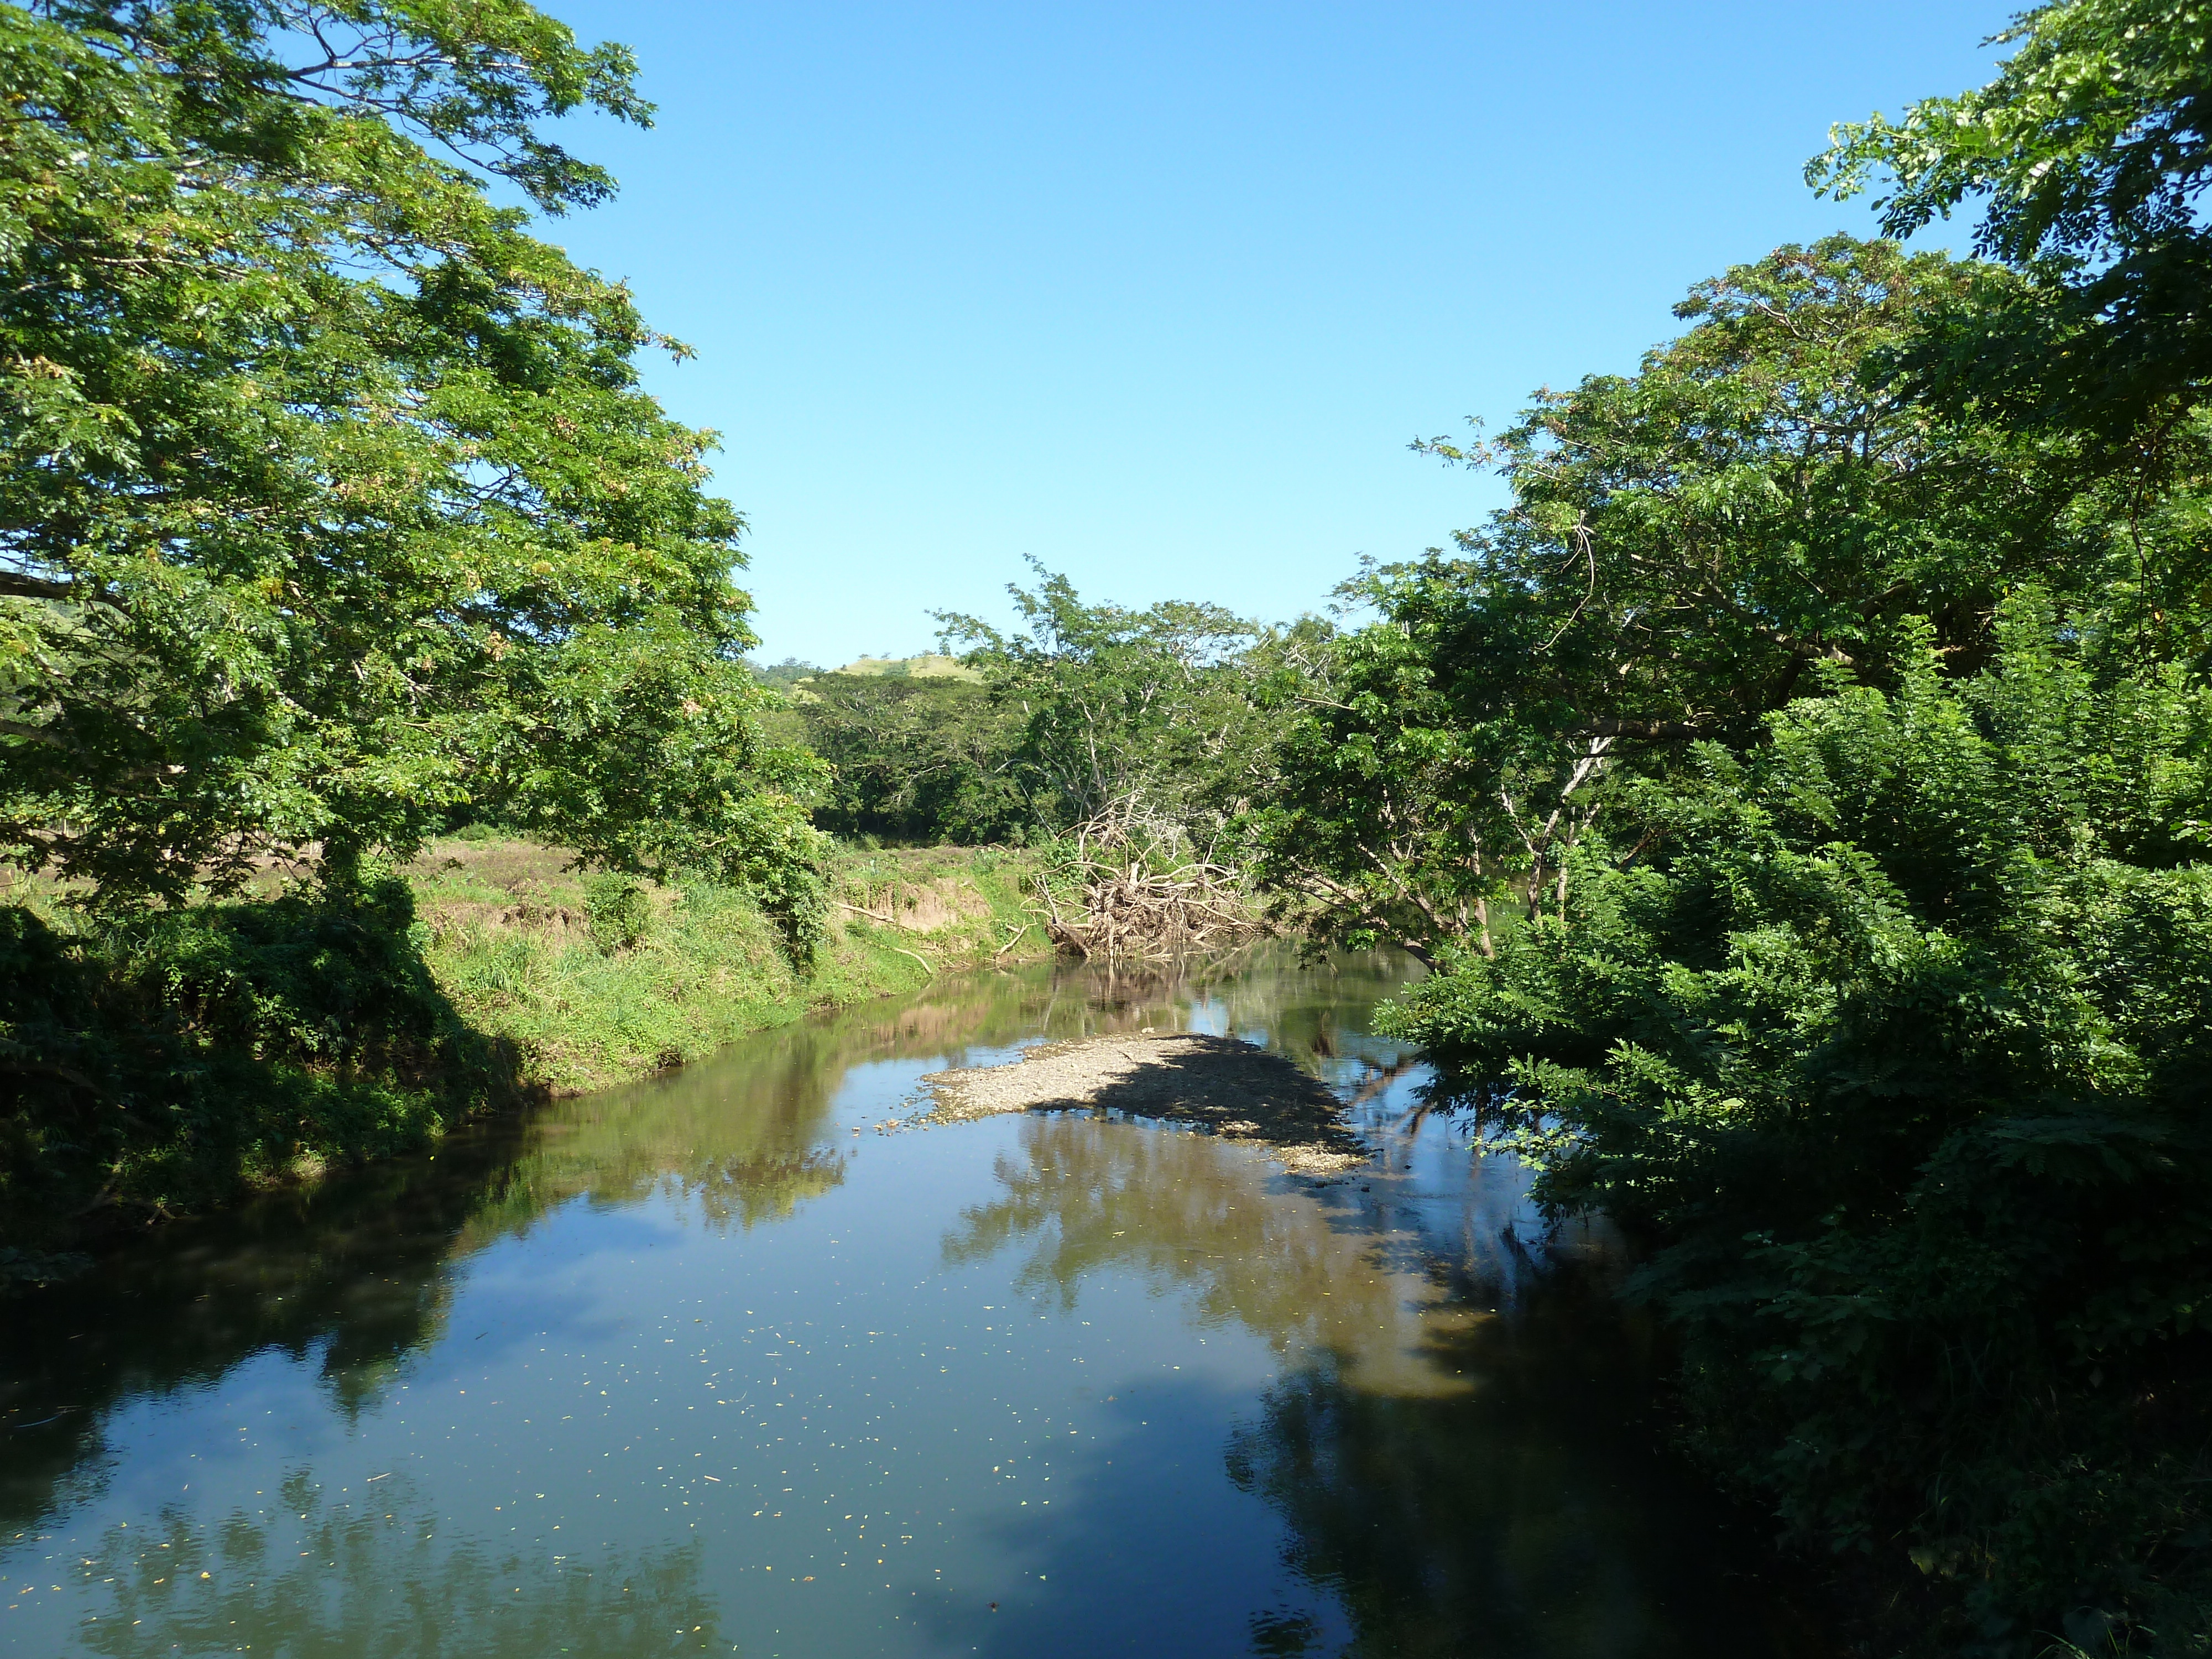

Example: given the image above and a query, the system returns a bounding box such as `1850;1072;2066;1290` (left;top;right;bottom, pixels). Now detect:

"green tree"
1246;561;1527;962
1253;238;2090;960
1305;28;2212;1631
747;656;824;691
1384;599;2212;1641
0;0;823;930
937;560;1270;841
796;672;1029;844
1813;0;2212;434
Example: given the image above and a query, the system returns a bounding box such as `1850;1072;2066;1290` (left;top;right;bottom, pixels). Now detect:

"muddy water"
0;950;1798;1657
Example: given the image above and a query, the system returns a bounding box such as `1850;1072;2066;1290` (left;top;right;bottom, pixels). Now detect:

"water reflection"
1;948;1797;1658
455;950;1377;1249
1225;1305;1785;1658
1;954;1282;1537
946;1114;1782;1657
1;1141;513;1540
69;1477;723;1658
945;1115;1465;1396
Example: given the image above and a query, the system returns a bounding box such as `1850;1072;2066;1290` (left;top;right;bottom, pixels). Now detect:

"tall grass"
411;841;1044;1094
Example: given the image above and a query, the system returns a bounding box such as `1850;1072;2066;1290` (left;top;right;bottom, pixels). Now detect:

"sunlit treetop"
0;0;826;931
1811;0;2212;427
1813;0;2210;272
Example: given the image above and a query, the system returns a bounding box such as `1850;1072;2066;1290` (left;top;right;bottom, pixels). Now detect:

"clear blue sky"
538;0;2011;667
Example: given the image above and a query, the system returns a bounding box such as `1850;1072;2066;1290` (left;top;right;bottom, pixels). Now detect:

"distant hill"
831;654;983;682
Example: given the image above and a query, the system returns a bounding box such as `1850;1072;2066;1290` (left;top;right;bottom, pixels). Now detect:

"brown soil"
878;876;992;933
919;1030;1371;1175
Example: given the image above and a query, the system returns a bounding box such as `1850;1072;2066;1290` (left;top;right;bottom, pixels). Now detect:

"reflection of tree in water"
455;1022;856;1243
944;1113;1784;1659
0;1130;530;1540
0;956;1346;1537
450;951;1256;1245
0;958;1172;1543
70;1473;726;1659
457;945;1417;1249
944;1114;1471;1391
1082;947;1419;1082
1;945;1432;1652
1225;1314;1787;1659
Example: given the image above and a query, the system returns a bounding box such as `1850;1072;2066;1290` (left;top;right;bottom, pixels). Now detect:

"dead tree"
1029;794;1267;961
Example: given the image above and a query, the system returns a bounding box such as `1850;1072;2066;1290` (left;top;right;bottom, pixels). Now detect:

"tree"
1813;0;2212;434
1246;561;1532;962
795;672;1029;844
936;560;1269;839
746;656;823;691
0;0;823;930
1289;34;2212;1629
1382;599;2212;1638
1254;238;2090;961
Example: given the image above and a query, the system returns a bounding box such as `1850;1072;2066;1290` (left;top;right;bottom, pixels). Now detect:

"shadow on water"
1219;1310;1790;1658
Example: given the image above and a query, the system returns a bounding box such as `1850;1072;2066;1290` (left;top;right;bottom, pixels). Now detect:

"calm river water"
1;949;1803;1657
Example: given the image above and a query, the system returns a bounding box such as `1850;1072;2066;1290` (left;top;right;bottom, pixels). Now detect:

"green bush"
0;878;521;1238
796;674;1030;844
1385;602;2212;1649
585;873;654;955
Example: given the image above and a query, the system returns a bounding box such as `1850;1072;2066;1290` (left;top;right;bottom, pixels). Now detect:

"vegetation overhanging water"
8;0;2211;1646
0;949;1799;1657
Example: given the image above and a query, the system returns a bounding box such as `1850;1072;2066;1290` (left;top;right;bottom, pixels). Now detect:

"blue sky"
539;1;2012;667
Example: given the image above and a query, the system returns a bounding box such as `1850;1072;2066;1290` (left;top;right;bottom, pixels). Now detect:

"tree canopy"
937;559;1274;841
1813;0;2212;431
0;0;823;928
1249;237;2111;960
1243;1;2212;1639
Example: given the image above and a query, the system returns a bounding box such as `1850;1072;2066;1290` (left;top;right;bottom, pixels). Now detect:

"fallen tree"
1029;796;1267;961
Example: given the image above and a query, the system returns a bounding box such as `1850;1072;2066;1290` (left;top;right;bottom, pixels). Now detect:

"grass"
410;838;1049;1094
0;840;1051;1248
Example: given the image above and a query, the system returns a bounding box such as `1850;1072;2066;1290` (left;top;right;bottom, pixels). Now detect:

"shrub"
1385;604;2212;1648
585;873;654;956
0;879;522;1239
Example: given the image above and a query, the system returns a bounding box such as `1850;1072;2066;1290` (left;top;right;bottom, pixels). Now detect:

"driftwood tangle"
1033;797;1266;961
919;1030;1369;1176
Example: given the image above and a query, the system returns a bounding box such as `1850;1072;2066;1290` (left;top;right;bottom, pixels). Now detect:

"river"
1;948;1803;1657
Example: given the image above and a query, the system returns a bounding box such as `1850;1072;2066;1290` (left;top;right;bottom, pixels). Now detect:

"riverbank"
0;843;1053;1253
414;838;1048;1095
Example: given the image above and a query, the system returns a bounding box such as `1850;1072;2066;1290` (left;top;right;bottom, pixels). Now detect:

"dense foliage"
0;0;833;1237
1237;2;2212;1646
793;672;1029;845
1247;237;2116;963
1813;0;2212;432
0;875;521;1229
1380;609;2212;1644
937;560;1282;841
0;0;823;925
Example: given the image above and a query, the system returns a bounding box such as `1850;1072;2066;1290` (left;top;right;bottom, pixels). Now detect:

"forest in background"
4;0;2209;1651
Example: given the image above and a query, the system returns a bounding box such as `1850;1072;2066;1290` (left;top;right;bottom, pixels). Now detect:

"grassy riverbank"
0;844;1048;1253
413;838;1045;1094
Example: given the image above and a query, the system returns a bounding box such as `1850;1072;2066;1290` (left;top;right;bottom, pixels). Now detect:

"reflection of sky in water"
0;950;1788;1658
